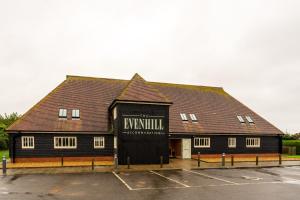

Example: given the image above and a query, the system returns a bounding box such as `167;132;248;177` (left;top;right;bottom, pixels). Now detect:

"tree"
0;112;21;150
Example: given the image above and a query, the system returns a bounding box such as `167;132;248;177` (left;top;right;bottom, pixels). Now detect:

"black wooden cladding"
115;103;170;164
12;133;114;158
190;135;281;154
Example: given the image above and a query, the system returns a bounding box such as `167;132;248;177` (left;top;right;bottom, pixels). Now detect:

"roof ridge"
115;73;171;103
148;81;223;90
66;75;128;82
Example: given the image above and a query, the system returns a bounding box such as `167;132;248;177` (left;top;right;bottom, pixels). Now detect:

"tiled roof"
7;74;283;135
114;73;171;104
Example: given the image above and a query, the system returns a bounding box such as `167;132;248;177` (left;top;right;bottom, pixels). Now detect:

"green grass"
285;155;300;158
0;150;9;159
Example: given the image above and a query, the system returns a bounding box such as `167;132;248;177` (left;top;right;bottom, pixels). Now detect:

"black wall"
188;135;281;154
11;133;114;158
114;103;169;164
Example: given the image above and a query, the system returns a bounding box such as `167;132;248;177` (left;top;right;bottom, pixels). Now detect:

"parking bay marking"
149;170;191;187
112;171;133;191
183;169;238;185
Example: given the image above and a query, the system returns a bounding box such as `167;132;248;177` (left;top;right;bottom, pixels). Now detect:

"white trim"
237;115;245;123
246;137;260;148
245;116;254;123
59;108;67;118
113;107;117;120
189;114;198;121
180;113;188;121
194;137;210;148
54;136;77;149
228;137;236;148
94;136;105;149
71;109;80;119
21;136;35;149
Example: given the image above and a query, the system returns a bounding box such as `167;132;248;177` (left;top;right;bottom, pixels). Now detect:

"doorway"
169;139;182;158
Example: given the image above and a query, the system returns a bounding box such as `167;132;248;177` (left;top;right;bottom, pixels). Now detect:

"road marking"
242;176;263;181
149;170;190;187
129;181;285;191
112;171;133;191
183;169;238;185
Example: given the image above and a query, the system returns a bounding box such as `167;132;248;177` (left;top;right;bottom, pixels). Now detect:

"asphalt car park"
1;167;300;200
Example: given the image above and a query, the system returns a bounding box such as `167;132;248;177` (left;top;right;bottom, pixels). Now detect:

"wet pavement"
1;166;300;200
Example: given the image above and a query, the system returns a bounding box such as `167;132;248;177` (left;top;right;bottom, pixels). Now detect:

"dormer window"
180;113;188;121
245;116;254;124
72;109;80;119
237;115;245;123
59;109;67;118
190;114;198;122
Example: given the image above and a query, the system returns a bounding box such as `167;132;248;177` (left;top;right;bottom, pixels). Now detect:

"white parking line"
150;170;190;187
112;171;133;190
183;169;238;185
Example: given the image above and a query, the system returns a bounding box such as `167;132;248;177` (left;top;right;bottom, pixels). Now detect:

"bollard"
279;154;282;165
61;156;64;166
2;156;7;175
222;153;226;167
256;155;259;166
231;155;234;166
197;152;200;167
114;153;118;170
92;159;95;171
160;156;163;168
127;156;130;169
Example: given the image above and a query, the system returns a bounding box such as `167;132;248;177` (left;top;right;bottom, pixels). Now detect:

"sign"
122;114;165;135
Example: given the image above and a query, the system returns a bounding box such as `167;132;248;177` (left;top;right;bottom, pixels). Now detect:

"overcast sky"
1;0;299;133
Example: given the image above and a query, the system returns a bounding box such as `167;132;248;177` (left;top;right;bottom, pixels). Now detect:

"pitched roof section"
7;74;283;135
114;73;171;104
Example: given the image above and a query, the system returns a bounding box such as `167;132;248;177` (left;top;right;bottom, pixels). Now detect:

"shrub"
283;140;300;154
0;136;8;150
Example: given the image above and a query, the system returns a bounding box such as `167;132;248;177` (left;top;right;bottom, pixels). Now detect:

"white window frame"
228;137;236;148
94;137;105;149
245;116;254;123
180;113;188;121
21;136;35;149
54;137;77;149
246;138;260;148
190;114;198;122
237;115;245;123
113;107;117;120
194;137;210;148
59;108;67;118
72;109;80;119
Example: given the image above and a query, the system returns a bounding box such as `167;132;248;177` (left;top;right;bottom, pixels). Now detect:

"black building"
7;73;283;164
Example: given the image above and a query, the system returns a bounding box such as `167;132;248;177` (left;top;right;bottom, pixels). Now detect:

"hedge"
283;140;300;154
0;136;8;150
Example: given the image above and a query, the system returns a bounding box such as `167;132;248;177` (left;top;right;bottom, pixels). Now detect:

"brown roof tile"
115;73;171;103
8;74;283;135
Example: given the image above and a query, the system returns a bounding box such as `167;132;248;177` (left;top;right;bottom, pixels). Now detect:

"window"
246;138;260;148
228;137;236;148
194;137;210;148
237;115;245;123
113;107;117;120
54;137;77;149
72;109;80;119
22;136;34;149
180;113;188;121
190;114;198;122
59;109;67;118
245;116;254;123
94;137;105;149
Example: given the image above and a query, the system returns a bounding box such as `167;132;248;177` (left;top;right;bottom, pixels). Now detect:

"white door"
182;139;191;159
